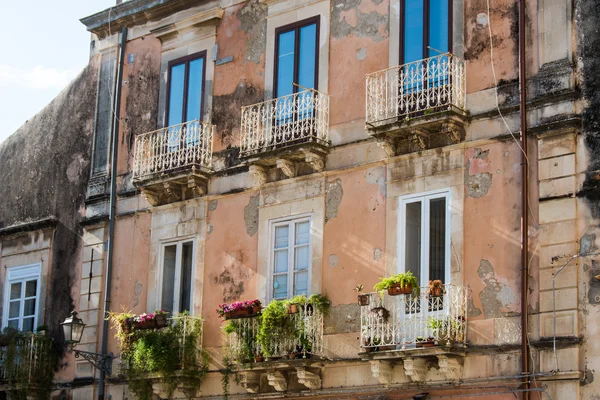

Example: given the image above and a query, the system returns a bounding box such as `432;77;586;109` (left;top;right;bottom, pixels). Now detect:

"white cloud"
0;64;81;90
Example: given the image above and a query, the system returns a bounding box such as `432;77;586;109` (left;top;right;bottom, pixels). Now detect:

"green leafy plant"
373;271;419;295
256;300;295;357
113;314;208;400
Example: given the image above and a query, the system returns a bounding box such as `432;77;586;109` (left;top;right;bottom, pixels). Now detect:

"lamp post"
61;311;114;375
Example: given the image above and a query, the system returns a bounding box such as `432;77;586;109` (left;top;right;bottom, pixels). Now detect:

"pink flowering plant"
216;299;261;319
134;312;156;323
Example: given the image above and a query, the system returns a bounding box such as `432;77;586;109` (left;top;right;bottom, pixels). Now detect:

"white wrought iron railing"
365;53;466;125
226;306;324;362
0;334;54;381
133;120;214;180
360;284;469;350
240;89;330;156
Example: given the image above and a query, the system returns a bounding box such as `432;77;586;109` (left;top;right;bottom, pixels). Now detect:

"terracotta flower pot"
387;283;413;296
357;294;370;306
287;304;299;314
225;308;251;320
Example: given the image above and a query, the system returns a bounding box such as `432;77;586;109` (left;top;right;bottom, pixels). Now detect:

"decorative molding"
163;182;182;203
141;188;160;207
187;176;207;196
296;367;321;390
377;138;396;157
441;121;464;144
267;371;287;392
437;355;463;381
403;357;427;382
249;165;268;186
276;159;296;178
150;7;224;42
409;129;429;151
304;152;325;172
369;360;394;387
239;371;261;393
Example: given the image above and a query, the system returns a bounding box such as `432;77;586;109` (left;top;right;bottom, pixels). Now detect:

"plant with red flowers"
216;300;262;320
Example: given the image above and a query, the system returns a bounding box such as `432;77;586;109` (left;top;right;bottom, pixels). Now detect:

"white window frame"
398;188;451;286
157;237;196;315
268;213;313;301
2;263;42;332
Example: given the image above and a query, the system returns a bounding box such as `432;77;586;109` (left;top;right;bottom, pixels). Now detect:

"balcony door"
166;52;206;151
274;17;319;126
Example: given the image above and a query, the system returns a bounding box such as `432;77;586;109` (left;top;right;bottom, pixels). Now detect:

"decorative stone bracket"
403;357;428;382
240;366;323;393
266;371;288;392
248;151;326;187
138;174;209;207
296;367;322;390
239;371;261;393
370;360;394;387
436;354;463;381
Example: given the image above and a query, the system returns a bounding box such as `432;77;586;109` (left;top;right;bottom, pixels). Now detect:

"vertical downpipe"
518;0;530;398
98;26;127;400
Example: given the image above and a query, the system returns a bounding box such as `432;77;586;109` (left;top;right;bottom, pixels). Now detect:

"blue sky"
0;1;116;144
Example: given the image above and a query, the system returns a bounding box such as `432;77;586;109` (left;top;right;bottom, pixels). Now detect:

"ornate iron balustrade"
365;54;466;125
133;120;214;181
0;334;55;382
226;306;324;363
240;89;330;157
360;284;469;350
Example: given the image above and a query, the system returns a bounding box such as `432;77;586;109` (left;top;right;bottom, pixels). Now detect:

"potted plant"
257;300;296;358
369;306;390;322
107;310;135;334
415;336;435;348
355;284;370;306
428;280;445;297
134;313;157;330
373;271;419;296
285;295;306;314
154;310;168;328
307;294;330;315
36;325;47;336
427;317;449;346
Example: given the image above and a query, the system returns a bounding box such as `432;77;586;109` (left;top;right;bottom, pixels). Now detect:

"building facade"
0;0;598;398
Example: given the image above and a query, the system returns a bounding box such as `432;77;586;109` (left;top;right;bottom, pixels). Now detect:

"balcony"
0;334;56;393
359;284;469;383
132;120;213;206
240;89;330;185
365;54;467;157
114;315;208;399
223;302;325;393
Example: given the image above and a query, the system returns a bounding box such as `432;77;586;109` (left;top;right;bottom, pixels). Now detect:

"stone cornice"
150;7;224;42
0;217;57;238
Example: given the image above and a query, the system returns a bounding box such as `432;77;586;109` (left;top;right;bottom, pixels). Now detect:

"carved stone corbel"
187;176;206;196
266;371;287;392
249;165;268;186
239;371;261;393
295;367;321;390
152;382;171;399
163;182;182;202
441;121;464;144
369;360;394;387
141;188;160;206
437;354;463;381
403;357;427;382
304;152;325;172
276;159;296;178
409;129;429;151
377;138;396;157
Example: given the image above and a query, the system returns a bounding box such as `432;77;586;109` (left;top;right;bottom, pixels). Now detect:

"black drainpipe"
98;26;127;400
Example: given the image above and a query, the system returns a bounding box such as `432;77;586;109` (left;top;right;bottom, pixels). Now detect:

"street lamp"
61;311;114;375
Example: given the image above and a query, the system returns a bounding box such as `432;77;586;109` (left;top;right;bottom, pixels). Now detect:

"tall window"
270;216;311;300
160;240;194;314
91;50;116;176
399;191;450;286
166;52;206;126
3;264;41;332
400;0;451;63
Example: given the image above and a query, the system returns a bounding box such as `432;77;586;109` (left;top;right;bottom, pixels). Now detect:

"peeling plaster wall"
0;60;99;363
204;192;258;347
323;168;386;307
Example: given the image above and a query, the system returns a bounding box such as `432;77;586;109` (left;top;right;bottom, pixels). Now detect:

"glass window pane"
428;0;449;57
403;0;424;63
22;318;34;333
273;274;288;299
298;24;317;89
23;299;35;317
429;198;446;282
8;320;18;330
295;221;310;245
25;280;37;298
179;242;194;313
161;245;177;313
274;249;289;273
168;63;186;125
10;283;21;300
9;301;20;319
275;226;289;249
186;58;204;122
276;30;295;98
293;271;308;296
294;245;309;271
404;201;422;282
